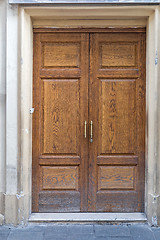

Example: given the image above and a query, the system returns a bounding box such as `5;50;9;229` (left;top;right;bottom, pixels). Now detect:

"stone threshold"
29;213;147;224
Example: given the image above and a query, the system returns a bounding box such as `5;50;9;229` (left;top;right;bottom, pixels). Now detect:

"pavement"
0;223;160;240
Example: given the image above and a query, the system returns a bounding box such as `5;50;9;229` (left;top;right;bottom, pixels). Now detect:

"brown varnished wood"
98;69;139;79
42;79;79;154
39;156;80;166
42;43;80;68
98;166;136;190
88;32;146;212
100;79;136;154
33;32;89;212
32;33;41;212
39;191;80;212
34;27;146;33
97;156;138;166
40;69;81;79
41;166;79;190
33;29;145;213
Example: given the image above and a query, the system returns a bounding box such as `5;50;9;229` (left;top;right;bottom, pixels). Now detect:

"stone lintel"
8;0;160;5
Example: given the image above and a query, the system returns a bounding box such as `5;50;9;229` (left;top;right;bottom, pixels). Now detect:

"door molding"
16;6;160;225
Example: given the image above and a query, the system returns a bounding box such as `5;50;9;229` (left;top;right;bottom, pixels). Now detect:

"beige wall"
146;9;160;226
157;6;160;226
0;2;160;226
0;0;6;225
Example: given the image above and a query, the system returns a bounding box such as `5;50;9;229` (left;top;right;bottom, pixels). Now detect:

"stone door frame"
3;4;160;225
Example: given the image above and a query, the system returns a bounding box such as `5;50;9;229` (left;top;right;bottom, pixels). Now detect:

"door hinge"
155;51;158;65
30;108;34;114
155;57;158;65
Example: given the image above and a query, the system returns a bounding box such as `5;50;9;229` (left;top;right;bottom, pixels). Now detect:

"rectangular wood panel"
39;192;80;212
42;166;78;190
42;43;80;68
42;80;79;155
100;43;137;67
98;166;135;190
96;192;139;212
100;79;136;154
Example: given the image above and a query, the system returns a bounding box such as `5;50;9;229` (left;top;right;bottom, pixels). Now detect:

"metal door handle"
90;121;93;143
84;121;87;138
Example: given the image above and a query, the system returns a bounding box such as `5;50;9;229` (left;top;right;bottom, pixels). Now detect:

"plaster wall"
0;0;6;225
5;3;20;225
157;7;160;225
146;9;160;226
1;2;160;226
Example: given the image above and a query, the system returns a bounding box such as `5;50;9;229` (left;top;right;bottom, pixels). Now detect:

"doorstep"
29;213;147;224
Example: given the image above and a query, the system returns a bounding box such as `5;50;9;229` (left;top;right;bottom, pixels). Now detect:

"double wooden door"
32;29;146;213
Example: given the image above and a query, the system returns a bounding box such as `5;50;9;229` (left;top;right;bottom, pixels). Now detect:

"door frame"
17;6;160;225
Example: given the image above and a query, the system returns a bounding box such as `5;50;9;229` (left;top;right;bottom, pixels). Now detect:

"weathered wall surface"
0;0;6;225
157;6;160;226
8;0;160;4
5;3;20;225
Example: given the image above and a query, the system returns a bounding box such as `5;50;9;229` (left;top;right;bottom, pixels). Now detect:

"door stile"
32;32;90;212
88;32;146;212
88;33;98;211
136;33;146;211
32;33;41;212
80;33;89;211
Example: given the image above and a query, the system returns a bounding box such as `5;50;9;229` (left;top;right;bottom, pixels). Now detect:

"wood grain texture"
42;80;79;154
33;29;145;213
98;166;135;190
34;28;146;33
96;191;139;212
42;43;80;68
101;43;137;67
41;166;78;190
39;191;80;212
33;32;89;212
100;79;136;154
97;155;138;166
88;32;145;212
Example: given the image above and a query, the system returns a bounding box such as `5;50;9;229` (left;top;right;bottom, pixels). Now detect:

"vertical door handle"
84;121;87;138
90;121;93;143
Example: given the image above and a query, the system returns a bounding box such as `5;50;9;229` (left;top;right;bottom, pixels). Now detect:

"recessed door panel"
42;80;80;155
100;79;136;154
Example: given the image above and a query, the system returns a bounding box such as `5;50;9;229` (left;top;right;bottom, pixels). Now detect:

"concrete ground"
0;223;160;240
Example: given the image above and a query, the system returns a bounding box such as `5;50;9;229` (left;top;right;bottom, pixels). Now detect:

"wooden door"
32;33;89;212
88;32;146;212
33;30;145;213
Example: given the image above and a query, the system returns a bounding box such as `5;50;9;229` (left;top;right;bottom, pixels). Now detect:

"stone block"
152;228;160;240
129;224;155;240
67;224;94;234
68;234;95;240
0;227;10;240
8;230;44;240
94;225;131;237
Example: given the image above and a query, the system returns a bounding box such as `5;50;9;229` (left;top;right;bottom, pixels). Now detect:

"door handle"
84;121;87;138
90;121;93;143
